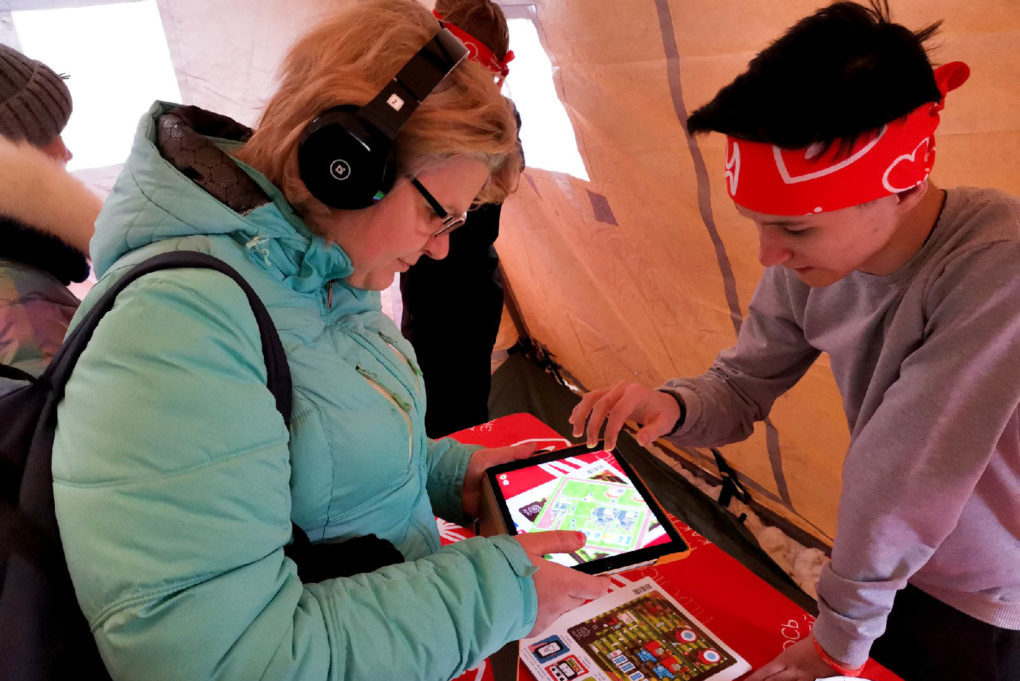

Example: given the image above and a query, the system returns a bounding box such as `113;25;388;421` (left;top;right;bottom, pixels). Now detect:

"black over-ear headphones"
297;28;468;210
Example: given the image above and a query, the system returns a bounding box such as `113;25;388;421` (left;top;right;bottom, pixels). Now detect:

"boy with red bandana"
569;3;1019;680
400;0;521;438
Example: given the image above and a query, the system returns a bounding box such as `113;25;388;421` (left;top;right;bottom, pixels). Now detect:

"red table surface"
440;413;900;681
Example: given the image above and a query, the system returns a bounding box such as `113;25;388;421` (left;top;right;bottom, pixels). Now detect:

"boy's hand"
569;381;680;450
744;636;844;681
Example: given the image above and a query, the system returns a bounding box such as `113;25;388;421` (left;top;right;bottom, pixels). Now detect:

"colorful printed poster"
520;577;750;681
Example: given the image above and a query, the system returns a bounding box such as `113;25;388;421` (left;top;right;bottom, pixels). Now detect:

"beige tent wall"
157;0;335;128
494;0;1020;545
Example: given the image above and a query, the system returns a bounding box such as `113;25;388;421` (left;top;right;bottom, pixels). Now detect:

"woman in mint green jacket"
52;3;608;680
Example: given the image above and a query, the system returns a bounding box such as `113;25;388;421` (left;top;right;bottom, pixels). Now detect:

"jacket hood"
91;101;354;293
0;136;101;257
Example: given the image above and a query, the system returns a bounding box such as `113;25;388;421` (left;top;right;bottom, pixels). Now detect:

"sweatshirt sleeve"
812;241;1020;667
662;267;820;447
53;270;535;681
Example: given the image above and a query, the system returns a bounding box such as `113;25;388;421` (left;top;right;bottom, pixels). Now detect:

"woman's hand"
569;381;681;450
515;531;613;637
744;636;843;681
461;442;538;519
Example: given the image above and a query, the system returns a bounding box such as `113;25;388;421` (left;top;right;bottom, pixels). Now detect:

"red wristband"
812;638;865;677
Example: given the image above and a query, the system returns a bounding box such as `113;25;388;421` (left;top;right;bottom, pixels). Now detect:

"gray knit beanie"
0;43;72;148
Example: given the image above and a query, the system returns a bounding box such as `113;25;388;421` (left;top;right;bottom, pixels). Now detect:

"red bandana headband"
433;10;514;80
724;61;970;216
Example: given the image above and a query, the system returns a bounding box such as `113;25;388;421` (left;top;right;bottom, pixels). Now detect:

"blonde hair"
236;0;521;225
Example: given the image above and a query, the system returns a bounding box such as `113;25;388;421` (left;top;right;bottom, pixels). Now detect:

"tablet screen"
485;443;686;574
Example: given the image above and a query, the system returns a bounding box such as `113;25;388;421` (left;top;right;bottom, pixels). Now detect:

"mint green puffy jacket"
52;102;537;681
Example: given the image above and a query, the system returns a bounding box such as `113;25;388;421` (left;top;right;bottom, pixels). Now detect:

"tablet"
481;443;688;575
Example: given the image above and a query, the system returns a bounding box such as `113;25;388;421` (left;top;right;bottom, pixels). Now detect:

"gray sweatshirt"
663;187;1020;667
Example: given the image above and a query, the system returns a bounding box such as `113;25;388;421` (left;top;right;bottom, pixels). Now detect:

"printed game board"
520;577;750;681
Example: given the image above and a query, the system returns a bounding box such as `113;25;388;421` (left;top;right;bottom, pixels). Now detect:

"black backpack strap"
0;364;37;383
45;250;292;427
0;252;293;681
284;523;404;583
71;252;399;578
712;447;750;510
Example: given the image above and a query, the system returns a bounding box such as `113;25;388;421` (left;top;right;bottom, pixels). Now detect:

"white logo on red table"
437;518;470;543
779;614;815;650
510;437;572;452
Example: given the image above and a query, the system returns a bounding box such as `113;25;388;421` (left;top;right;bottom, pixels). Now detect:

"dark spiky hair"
687;1;942;150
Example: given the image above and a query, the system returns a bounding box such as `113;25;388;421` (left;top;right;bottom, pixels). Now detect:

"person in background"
52;2;609;680
400;0;520;437
570;2;1018;680
0;43;100;388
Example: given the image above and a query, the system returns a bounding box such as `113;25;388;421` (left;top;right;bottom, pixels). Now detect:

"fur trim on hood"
0;136;101;256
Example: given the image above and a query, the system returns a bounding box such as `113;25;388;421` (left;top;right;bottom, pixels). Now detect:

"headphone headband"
298;28;469;210
361;28;468;139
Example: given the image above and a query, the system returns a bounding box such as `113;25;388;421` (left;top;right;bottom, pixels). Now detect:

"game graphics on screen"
497;451;669;567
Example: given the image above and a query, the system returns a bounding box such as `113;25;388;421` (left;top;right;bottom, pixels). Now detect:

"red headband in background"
433;9;514;80
723;61;971;216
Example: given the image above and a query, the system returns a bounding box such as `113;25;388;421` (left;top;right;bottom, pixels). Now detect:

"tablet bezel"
484;442;688;575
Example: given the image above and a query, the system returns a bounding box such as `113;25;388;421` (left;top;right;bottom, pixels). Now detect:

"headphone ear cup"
297;106;397;210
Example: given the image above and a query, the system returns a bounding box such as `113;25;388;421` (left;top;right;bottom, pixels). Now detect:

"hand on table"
515;531;613;637
461;442;538;519
745;636;844;681
569;381;681;450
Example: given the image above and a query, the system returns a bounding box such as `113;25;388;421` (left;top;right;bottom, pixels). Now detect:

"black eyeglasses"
410;177;468;237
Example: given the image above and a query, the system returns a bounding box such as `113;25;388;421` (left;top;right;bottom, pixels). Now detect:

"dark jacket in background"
0;139;98;388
